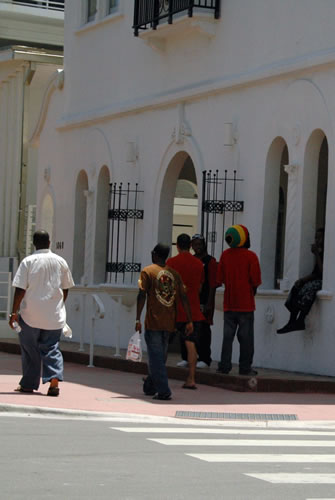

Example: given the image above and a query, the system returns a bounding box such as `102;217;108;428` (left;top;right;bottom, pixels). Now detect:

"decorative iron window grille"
201;170;244;258
133;0;221;36
106;183;144;284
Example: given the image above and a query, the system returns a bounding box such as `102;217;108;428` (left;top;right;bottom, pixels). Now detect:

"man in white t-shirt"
9;230;74;396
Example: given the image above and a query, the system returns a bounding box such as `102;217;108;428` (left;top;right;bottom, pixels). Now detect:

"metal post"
168;0;173;24
6;272;11;319
188;0;194;17
114;296;122;358
133;0;139;36
214;0;221;19
88;316;95;367
79;293;85;352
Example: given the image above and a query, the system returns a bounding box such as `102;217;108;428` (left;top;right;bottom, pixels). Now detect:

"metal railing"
12;0;65;11
0;272;12;321
133;0;221;36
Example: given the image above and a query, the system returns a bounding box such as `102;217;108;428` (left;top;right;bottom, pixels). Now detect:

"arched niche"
158;151;198;254
94;166;110;283
73;170;88;284
300;130;328;276
261;137;289;288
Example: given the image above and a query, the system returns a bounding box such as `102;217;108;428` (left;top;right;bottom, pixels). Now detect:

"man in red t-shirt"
216;225;261;376
167;233;205;389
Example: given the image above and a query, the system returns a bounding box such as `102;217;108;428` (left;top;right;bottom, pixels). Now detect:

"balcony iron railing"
133;0;220;36
12;0;64;11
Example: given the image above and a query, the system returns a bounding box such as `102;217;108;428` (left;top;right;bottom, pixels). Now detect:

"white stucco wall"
34;0;335;376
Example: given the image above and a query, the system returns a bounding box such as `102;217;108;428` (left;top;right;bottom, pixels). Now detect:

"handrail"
92;293;105;319
133;0;220;36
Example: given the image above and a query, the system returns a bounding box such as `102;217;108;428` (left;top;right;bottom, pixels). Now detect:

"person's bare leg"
184;340;197;387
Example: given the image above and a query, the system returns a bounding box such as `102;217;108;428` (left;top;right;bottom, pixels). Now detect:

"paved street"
2;351;335;499
1;416;335;499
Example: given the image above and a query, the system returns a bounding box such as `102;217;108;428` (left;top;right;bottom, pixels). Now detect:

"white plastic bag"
126;332;142;362
62;323;72;339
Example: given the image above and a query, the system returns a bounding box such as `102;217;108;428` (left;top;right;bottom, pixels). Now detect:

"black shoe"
216;368;231;374
153;393;172;401
277;322;294;334
144;391;156;396
277;321;305;334
239;369;258;376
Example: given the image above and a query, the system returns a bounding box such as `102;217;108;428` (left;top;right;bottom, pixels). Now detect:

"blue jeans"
18;317;64;390
144;330;171;397
218;311;254;373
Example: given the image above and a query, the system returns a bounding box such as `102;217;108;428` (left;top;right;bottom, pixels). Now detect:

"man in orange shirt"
216;225;261;376
167;233;205;389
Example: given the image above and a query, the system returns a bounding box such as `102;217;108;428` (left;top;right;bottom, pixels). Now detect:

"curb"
2;403;335;429
1;340;335;394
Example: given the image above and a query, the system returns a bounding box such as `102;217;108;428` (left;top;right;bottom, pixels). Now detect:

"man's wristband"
9;313;17;317
135;319;141;325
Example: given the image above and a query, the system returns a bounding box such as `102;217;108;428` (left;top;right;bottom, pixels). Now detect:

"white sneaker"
177;360;188;367
196;361;209;369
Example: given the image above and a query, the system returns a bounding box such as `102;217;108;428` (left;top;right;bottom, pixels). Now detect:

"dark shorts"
176;321;203;344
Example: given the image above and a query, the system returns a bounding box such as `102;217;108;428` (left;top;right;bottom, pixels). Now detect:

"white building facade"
33;0;335;376
0;0;64;324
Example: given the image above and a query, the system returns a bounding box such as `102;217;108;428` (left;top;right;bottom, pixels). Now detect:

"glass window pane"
88;0;97;21
109;0;118;13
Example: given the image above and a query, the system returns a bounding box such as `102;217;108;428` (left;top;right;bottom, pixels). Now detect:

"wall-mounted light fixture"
126;141;138;163
223;122;237;147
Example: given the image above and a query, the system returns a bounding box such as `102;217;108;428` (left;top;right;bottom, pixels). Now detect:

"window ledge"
139;14;219;52
75;11;123;36
257;289;333;300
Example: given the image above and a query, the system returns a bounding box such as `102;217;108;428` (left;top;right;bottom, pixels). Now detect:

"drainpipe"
17;62;36;262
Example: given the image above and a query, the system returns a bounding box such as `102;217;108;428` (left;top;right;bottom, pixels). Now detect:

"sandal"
14;385;34;393
47;386;60;397
182;383;197;390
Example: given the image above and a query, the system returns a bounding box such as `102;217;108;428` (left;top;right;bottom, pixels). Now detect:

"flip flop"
182;384;197;390
14;385;34;393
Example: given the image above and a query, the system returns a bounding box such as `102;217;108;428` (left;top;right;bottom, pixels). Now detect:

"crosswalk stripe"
148;438;335;447
111;427;335;437
245;473;335;484
186;454;335;463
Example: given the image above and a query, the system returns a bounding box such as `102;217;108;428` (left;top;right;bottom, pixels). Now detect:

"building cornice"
56;44;335;132
0;45;63;64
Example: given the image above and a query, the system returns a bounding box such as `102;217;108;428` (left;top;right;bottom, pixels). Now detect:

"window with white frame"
87;0;97;22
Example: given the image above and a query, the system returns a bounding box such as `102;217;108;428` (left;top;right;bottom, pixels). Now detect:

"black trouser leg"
219;311;237;372
236;312;254;373
197;322;212;366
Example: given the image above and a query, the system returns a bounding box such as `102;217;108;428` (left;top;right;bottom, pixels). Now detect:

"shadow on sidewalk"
1;350;335;410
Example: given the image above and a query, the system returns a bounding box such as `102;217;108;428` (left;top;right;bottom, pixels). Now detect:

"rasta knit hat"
225;225;249;248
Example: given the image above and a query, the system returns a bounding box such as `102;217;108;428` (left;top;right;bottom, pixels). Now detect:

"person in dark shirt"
136;243;192;400
277;228;324;334
190;234;217;368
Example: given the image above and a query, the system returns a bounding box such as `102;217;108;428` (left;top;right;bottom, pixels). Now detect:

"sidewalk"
1;336;335;394
1;345;335;423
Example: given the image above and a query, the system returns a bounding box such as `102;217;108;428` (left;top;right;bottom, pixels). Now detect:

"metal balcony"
133;0;221;36
11;0;64;11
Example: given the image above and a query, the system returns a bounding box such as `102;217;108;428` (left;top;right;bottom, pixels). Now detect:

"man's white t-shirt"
12;249;75;330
